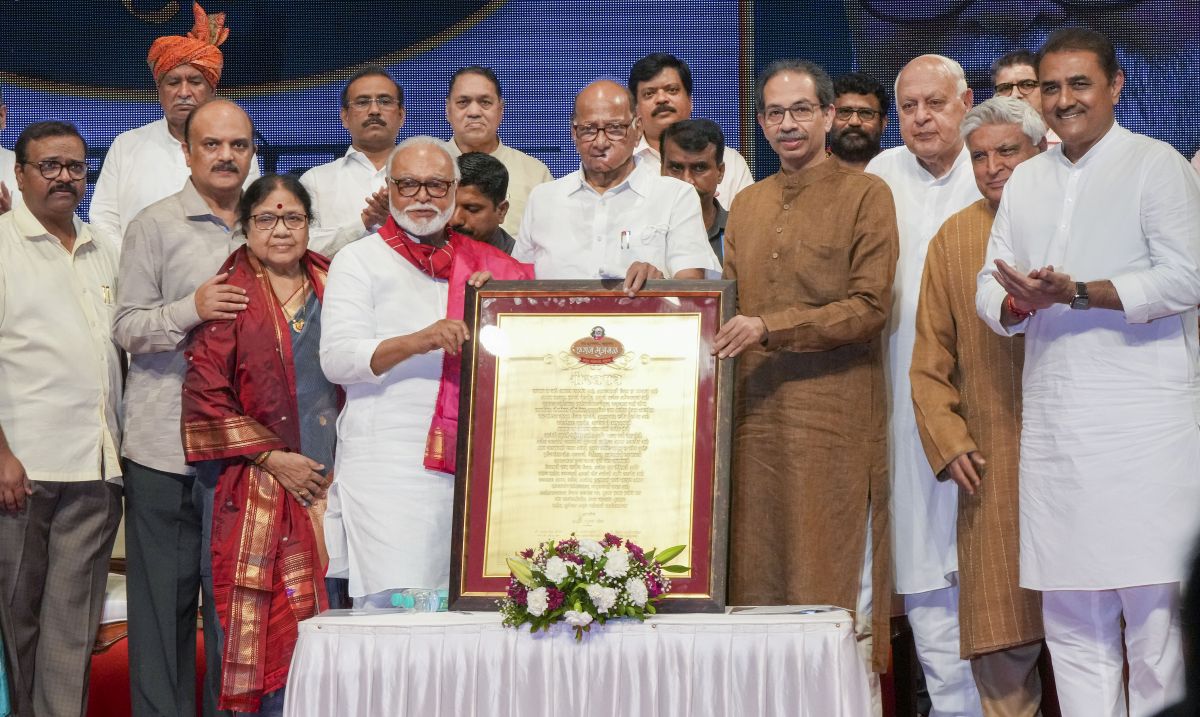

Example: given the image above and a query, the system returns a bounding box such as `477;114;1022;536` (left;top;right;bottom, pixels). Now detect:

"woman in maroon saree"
181;174;336;714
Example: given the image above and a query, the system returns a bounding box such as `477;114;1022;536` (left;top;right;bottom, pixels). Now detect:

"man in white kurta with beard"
978;28;1200;717
319;136;484;607
866;54;983;717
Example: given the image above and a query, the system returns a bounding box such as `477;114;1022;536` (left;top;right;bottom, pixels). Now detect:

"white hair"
961;96;1046;146
387;134;462;181
894;54;969;101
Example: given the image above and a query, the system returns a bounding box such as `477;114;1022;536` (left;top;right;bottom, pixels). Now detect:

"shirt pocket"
620;224;669;271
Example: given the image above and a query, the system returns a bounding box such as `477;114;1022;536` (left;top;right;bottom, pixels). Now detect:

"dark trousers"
0;480;122;717
124;461;228;717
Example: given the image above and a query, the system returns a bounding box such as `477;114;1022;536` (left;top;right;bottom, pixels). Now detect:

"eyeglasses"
994;80;1041;96
860;0;1144;24
388;177;455;198
249;213;310;231
834;107;883;122
21;159;87;180
348;96;400;111
762;103;823;125
573;122;633;141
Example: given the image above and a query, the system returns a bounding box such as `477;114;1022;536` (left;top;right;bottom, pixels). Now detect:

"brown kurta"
909;199;1043;659
725;160;898;672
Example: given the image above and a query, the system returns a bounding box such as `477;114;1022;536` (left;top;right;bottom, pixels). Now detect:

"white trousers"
905;577;984;717
1042;583;1184;717
856;510;882;717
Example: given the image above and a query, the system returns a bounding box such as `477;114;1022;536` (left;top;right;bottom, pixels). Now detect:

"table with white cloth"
284;607;871;717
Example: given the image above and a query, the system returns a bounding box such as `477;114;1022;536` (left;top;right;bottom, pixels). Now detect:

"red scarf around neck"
379;216;456;279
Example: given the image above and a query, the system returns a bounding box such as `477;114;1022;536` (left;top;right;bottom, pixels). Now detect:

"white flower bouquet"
498;533;688;640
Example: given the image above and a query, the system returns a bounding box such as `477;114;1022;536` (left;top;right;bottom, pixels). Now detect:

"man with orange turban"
90;2;259;249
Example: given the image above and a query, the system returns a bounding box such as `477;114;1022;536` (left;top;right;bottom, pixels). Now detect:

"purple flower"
562;553;584;565
646;574;663;598
520;548;534;559
507;581;528;605
602;532;622;547
546;587;565;612
559;538;579;552
626;541;646;564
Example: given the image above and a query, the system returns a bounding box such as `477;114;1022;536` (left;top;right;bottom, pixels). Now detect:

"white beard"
391;201;452;239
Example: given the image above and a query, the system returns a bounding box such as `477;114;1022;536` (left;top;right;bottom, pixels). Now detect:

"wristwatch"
1069;281;1090;310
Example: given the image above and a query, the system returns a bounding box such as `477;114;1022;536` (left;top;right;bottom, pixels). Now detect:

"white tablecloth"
284;607;871;717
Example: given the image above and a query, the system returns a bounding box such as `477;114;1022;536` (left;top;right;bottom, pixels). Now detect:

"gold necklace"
273;278;310;333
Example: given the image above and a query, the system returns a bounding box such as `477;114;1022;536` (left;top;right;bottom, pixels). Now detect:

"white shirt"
89;118;260;248
0;146;20;209
514;160;720;280
319;234;453;596
977;124;1200;590
0;203;122;482
445;138;553;237
866;145;982;594
299;146;382;254
634;136;754;207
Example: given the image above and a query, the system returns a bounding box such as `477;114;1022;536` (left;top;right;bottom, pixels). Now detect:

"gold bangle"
252;450;272;466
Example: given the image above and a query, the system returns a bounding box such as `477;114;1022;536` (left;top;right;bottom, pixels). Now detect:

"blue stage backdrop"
1;0;1194;215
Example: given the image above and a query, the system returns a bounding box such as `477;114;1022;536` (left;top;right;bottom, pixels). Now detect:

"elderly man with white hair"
866;54;984;716
910;96;1047;717
319;135;531;608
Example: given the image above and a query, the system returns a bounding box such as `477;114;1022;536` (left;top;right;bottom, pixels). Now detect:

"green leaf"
655;545;686;564
646;604;657;614
643;548;656;563
662;564;690;573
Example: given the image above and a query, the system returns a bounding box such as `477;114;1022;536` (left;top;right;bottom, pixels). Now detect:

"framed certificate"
449;280;734;612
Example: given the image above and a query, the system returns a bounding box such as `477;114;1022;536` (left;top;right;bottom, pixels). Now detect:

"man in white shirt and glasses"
515;80;719;293
977;28;1200;717
299;66;397;256
0;120;123;717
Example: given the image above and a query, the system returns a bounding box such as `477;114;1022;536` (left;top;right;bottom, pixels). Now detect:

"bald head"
894;55;973;177
182;99;256;198
573;80;635;120
184;98;252;148
387;135;458;239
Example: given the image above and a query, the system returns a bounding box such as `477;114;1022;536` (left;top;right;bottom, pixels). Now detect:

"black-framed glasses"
572;122;634;141
249;213;310;231
348;96;400;111
21;159;87;180
994;80;1041;96
834;107;882;122
762;103;823;125
860;0;1144;24
388;177;455;198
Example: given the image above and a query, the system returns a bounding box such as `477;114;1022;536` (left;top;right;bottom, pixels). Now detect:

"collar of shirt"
634;136;659;162
344;144;386;174
180;177;238;231
914;145;972;187
151;116;184;150
12;200;91;252
568;155;652;199
1053;122;1126;170
445;136;507;158
708;200;728;242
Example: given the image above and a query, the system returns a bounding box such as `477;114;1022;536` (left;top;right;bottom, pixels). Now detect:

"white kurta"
977;124;1200;590
299;146;382;255
89;118;260;248
866;146;982;594
634;136;755;207
0;146;20;208
319;234;453;597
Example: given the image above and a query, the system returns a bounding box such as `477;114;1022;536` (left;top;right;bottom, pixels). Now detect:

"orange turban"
146;3;229;89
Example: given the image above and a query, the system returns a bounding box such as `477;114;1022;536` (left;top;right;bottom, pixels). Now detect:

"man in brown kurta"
716;59;898;683
910;96;1046;717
